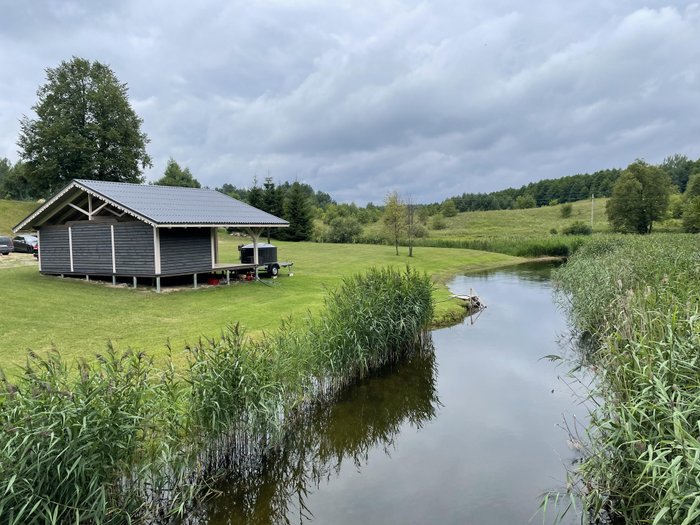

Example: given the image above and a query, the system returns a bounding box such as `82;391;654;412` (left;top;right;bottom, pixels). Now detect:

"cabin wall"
72;223;112;273
114;222;155;275
159;228;212;275
39;226;71;273
38;221;155;276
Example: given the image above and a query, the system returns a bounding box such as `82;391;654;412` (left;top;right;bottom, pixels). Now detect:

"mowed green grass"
0;236;522;373
0;199;40;234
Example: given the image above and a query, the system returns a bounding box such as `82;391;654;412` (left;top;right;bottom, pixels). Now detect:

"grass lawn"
0;236;522;374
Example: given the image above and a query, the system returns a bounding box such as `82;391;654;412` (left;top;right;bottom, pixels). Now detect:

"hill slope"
0;199;40;234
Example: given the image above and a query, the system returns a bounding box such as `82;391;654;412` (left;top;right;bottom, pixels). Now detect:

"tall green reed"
0;266;433;523
552;234;700;524
357;234;589;257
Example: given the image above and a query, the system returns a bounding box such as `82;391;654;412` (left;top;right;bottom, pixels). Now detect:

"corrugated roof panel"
75;180;288;226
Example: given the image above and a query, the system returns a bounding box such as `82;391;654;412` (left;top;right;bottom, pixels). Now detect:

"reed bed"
358;234;589;257
553;235;700;524
0;266;433;524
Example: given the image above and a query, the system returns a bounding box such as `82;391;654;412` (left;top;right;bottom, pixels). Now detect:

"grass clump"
553;235;700;524
0;266;433;523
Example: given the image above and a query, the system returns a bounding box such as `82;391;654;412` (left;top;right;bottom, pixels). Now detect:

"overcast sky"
1;1;699;203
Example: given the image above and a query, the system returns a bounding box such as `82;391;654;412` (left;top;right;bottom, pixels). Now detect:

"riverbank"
553;234;700;524
0;267;435;523
0;239;523;371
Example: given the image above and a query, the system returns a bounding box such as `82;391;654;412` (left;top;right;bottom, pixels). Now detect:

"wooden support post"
156;277;161;293
133;276;137;289
110;225;116;274
86;275;89;281
226;269;230;285
37;230;42;272
68;226;74;272
194;273;198;289
112;276;116;285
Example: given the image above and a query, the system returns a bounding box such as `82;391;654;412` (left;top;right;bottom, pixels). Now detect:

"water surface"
204;263;583;524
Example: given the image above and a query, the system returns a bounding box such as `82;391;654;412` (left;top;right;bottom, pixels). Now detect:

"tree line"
3;55;699;239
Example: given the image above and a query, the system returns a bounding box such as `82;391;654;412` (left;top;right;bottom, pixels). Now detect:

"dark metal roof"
14;179;289;231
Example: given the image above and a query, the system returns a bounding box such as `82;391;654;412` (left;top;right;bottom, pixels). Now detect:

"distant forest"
446;153;698;212
2;153;698;215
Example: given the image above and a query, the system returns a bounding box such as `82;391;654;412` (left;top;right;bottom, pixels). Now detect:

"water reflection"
202;262;584;525
204;347;440;525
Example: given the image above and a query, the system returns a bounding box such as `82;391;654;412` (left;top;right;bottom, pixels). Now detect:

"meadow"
0;235;522;372
361;196;685;257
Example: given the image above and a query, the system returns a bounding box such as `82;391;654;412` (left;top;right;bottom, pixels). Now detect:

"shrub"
430;214;447;230
411;222;429;238
327;216;363;243
560;203;573;218
514;194;537;209
562;221;592;235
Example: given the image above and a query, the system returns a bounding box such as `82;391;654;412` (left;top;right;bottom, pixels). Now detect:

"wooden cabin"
13;179;288;290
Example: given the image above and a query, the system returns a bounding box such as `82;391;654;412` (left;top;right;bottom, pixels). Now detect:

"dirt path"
0;252;38;269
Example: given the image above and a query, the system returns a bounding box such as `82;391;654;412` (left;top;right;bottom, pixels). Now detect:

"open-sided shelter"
13;179;288;290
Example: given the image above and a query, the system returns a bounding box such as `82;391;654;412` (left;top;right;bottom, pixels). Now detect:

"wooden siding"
37;222;216;277
159;228;212;275
114;222;155;275
39;226;70;273
72;223;112;273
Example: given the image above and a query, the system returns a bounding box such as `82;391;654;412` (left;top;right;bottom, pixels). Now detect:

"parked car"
0;236;13;255
12;234;38;254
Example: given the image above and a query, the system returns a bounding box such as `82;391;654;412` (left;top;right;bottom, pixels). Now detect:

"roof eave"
156;223;289;228
12;180;80;233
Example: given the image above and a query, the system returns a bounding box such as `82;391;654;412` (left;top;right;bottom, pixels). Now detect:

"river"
202;262;584;524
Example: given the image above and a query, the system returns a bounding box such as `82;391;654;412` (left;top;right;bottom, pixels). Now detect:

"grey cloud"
1;1;699;204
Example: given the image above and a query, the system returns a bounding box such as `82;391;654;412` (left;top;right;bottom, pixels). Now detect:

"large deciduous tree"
154;158;200;188
18;57;152;197
606;160;671;234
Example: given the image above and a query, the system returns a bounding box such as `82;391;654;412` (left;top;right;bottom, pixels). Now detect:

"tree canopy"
18;57;151;197
0;160;34;200
606;160;671;234
154;158;200;188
